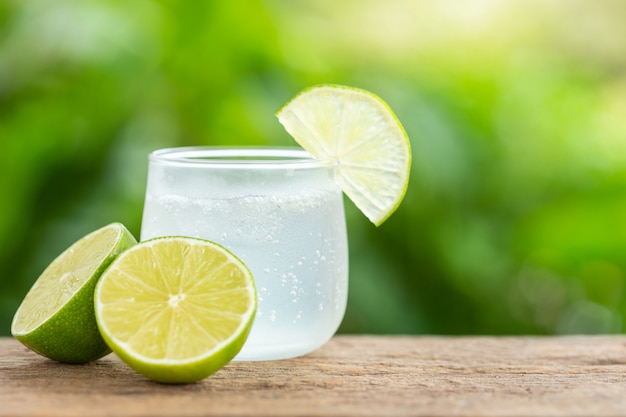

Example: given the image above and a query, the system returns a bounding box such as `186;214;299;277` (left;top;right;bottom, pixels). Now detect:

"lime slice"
276;84;411;226
11;223;137;363
94;237;257;384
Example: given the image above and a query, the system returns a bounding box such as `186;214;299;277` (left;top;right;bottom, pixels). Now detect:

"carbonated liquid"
141;159;348;360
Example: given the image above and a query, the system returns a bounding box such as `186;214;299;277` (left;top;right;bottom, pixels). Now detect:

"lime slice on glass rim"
276;84;411;226
11;222;137;363
94;236;257;384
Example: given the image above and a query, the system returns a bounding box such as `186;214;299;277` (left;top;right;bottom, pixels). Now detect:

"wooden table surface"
2;335;626;416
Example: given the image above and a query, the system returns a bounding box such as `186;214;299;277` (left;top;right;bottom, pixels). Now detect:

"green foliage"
2;0;626;336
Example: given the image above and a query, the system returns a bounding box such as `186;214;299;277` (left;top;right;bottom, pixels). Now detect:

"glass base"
233;336;333;361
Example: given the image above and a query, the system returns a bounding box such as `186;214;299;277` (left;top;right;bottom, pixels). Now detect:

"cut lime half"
11;222;137;363
94;237;257;384
276;84;411;226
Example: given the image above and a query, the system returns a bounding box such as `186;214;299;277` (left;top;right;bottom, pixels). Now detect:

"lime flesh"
94;236;257;384
276;84;411;226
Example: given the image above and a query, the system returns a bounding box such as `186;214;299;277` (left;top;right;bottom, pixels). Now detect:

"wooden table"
2;335;626;416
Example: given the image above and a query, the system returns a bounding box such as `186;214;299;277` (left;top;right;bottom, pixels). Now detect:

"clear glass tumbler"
140;147;349;361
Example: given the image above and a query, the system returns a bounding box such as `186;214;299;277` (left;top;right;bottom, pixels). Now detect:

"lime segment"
11;222;137;363
276;84;411;226
94;236;256;384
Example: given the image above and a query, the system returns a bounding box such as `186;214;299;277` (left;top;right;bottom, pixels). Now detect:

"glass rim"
148;146;335;169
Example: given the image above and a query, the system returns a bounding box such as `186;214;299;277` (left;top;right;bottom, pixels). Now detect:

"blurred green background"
2;0;626;337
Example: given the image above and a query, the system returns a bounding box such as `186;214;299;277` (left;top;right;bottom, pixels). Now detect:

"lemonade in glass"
140;147;349;360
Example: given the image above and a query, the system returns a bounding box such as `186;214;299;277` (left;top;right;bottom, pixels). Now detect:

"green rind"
13;276;110;363
11;223;137;363
99;309;254;384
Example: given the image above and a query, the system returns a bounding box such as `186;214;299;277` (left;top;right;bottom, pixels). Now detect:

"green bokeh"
2;0;625;336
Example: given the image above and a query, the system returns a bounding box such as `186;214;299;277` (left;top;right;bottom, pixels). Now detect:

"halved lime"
11;223;137;363
276;84;411;226
94;237;257;384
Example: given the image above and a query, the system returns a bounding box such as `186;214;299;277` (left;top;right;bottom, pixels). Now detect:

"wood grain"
2;335;626;416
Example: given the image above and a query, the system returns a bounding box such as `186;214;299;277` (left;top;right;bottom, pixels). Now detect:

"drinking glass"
140;147;349;361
